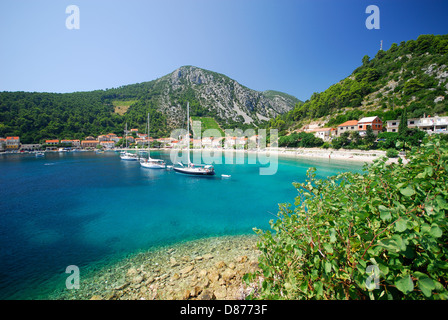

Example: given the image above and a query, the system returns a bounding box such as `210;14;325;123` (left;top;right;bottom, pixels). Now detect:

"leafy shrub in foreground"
246;136;448;299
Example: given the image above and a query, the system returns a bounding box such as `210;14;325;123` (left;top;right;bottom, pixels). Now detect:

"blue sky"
0;0;447;101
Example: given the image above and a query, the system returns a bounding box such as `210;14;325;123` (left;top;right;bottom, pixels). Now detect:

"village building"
81;140;99;149
337;120;358;136
357;116;383;136
45;139;59;145
100;141;115;149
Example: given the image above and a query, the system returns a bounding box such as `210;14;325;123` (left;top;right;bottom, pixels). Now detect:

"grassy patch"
112;100;138;115
191;116;225;137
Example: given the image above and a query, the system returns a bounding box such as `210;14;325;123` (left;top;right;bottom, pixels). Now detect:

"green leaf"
329;228;337;243
395;218;408;232
400;185;415;197
324;261;332;274
323;243;334;254
378;205;392;221
395;275;414;294
313;281;323;297
414;272;436;298
429;224;443;238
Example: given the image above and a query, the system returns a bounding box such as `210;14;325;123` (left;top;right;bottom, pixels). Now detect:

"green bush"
386;148;399;158
246;136;448;300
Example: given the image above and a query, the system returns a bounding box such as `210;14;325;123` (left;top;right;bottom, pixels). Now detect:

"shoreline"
155;146;400;165
51;234;261;300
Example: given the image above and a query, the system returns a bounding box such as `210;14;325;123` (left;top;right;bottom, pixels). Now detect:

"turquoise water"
0;150;364;299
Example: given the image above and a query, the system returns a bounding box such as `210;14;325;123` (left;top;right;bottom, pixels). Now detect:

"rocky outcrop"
152;66;299;128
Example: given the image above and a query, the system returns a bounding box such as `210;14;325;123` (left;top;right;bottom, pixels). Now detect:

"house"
386;118;419;132
81;140;99;149
357;116;383;136
386;115;448;134
224;136;237;148
100;141;115;149
6;137;20;150
45;139;59;145
157;137;175;147
71;140;81;147
212;137;224;148
418;115;448;133
337;120;358;136
305;128;333;141
21;144;41;151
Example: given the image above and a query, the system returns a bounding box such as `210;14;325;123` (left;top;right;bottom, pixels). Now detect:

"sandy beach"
153;146;401;165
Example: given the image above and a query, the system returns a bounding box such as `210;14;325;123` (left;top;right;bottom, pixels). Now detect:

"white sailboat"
140;112;166;169
173;102;215;176
120;122;138;161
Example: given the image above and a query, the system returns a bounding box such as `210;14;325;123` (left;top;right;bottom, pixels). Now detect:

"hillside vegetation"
0;66;298;143
269;34;448;134
246;135;448;300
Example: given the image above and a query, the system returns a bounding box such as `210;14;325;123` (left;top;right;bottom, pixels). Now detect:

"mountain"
0;66;299;143
269;34;448;134
107;66;300;128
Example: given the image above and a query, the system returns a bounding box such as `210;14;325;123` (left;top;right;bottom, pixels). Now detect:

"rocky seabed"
53;235;261;300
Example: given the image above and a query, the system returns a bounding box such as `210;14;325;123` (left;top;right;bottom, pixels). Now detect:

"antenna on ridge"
380;40;383;51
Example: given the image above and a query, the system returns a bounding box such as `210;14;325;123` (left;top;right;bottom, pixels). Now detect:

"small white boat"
221;174;231;178
173;102;215;176
120;122;139;161
35;152;45;157
139;113;166;169
140;157;166;169
120;151;139;161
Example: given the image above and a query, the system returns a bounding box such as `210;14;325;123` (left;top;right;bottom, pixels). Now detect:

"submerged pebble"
50;234;261;300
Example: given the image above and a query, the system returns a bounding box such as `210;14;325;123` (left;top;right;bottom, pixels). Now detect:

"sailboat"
173;102;215;176
120;123;138;161
140;112;166;169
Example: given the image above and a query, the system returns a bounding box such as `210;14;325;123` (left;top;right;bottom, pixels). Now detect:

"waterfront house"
81;140;99;149
45;139;59;145
357;116;383;136
21;144;41;151
100;141;115;149
6;137;20;150
337;120;358;136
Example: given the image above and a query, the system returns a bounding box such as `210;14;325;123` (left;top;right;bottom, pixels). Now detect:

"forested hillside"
0;66;298;143
268;34;448;134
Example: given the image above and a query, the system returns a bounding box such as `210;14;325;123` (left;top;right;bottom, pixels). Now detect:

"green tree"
364;125;376;147
246;135;448;300
398;109;408;139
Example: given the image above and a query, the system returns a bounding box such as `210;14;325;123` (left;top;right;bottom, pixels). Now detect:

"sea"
0;150;364;299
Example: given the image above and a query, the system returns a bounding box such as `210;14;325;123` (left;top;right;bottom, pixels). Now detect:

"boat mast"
147;112;150;159
125;122;128;149
187;102;191;165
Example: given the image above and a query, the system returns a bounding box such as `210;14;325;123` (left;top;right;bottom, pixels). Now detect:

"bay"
0;150;363;299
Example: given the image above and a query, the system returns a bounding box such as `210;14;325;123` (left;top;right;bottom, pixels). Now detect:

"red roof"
7;136;19;140
338;120;358;127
